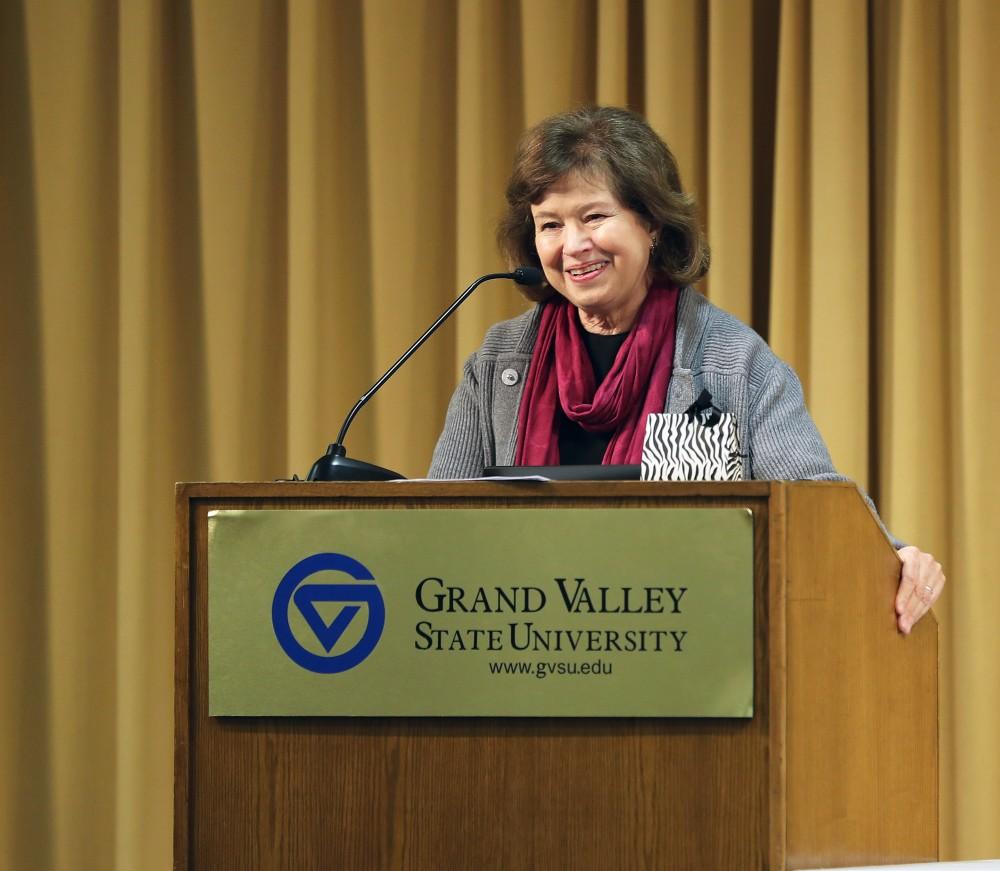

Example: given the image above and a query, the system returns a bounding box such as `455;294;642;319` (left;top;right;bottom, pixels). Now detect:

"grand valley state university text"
412;575;690;654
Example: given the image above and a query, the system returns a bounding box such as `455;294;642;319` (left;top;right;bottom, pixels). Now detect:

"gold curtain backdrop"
1;0;997;867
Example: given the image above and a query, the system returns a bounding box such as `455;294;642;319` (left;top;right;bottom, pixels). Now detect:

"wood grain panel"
784;483;938;868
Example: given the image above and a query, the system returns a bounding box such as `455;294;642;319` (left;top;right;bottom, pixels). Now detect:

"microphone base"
306;446;404;482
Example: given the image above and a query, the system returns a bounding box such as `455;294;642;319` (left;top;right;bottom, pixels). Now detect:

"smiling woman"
531;172;655;334
428;105;945;636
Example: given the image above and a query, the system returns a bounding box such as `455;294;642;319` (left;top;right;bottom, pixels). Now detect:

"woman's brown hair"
497;105;710;302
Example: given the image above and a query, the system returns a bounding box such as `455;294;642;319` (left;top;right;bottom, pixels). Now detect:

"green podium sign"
208;507;753;717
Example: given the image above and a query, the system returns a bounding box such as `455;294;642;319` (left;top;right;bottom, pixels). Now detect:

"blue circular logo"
271;553;385;673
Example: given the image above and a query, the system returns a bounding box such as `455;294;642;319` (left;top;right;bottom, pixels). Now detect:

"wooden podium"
175;481;938;870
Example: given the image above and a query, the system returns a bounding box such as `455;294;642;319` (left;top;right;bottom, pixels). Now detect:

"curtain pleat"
520;0;596;124
20;3;120;869
361;0;459;477
806;0;870;491
944;1;1000;856
769;0;810;384
287;0;375;472
190;0;289;480
771;0;871;488
116;1;205;866
876;0;950;534
705;0;752;325
454;0;529;372
0;3;53;866
2;1;998;867
597;0;629;106
644;0;707;205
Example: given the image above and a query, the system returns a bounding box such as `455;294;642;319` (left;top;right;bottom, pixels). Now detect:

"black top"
558;329;630;465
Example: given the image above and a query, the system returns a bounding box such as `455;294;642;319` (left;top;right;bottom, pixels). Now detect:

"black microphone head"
512;266;546;286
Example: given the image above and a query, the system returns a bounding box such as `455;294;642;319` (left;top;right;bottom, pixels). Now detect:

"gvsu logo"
271;553;385;673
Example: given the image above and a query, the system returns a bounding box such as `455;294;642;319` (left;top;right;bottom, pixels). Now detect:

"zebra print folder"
641;389;743;482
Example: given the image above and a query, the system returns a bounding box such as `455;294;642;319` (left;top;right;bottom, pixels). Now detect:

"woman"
429;105;943;633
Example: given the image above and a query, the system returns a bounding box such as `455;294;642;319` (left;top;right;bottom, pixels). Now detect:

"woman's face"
531;171;654;332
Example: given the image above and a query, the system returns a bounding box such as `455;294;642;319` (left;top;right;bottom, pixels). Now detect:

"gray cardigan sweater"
427;287;898;546
429;286;842;478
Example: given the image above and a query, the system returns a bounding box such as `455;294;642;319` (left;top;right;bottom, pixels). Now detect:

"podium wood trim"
175;481;937;871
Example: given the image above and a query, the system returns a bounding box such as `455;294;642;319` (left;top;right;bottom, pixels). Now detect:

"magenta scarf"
514;284;680;466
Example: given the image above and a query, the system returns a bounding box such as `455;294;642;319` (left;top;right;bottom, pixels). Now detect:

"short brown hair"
498;106;710;302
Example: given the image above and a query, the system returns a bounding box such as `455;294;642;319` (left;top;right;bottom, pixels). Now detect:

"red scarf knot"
515;284;679;466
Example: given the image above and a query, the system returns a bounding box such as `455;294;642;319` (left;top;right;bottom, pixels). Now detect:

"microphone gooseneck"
306;267;545;482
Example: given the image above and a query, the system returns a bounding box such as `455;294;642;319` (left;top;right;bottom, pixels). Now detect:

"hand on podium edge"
895;546;946;634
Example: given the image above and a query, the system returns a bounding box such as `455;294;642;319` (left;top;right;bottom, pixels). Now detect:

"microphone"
306;266;546;481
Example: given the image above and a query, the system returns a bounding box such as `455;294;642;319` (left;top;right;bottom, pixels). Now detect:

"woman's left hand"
895;546;946;634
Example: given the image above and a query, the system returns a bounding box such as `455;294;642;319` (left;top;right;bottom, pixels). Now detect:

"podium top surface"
175;479;834;499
